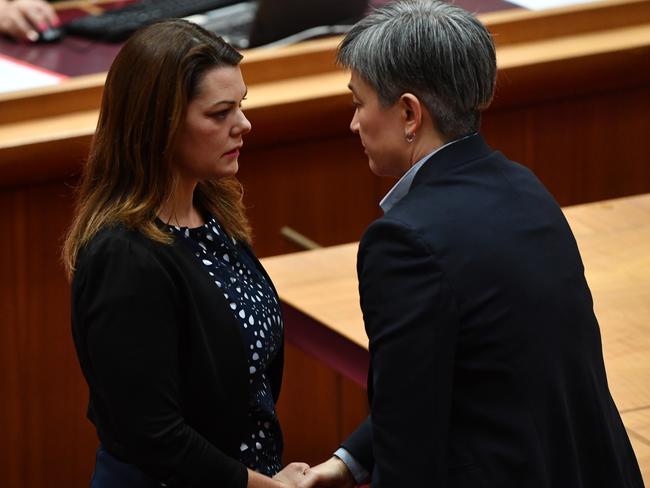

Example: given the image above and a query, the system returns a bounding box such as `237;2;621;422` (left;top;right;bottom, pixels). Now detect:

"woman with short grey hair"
283;1;644;487
337;0;496;141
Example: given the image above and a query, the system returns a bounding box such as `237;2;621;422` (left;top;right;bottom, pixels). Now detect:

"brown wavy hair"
63;19;251;279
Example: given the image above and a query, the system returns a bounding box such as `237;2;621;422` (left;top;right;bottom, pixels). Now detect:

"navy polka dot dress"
166;216;283;476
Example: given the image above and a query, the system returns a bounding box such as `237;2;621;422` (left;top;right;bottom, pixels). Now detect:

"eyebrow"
211;88;248;107
347;83;360;99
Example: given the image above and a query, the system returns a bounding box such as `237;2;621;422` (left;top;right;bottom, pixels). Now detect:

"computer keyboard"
64;0;245;42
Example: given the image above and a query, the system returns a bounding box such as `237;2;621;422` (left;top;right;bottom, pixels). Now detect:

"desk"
261;193;650;481
0;1;124;78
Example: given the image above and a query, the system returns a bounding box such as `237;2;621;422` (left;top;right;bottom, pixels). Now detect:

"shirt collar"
379;135;473;213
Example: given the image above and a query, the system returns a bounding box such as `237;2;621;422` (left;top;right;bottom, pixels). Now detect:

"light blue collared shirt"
334;447;369;485
379;135;473;214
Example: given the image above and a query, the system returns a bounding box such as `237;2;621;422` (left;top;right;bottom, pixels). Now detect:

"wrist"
329;457;356;487
247;468;285;488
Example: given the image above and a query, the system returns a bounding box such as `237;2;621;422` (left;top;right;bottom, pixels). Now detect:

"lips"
223;145;242;157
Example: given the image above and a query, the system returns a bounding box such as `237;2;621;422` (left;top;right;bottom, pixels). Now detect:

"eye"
211;109;230;119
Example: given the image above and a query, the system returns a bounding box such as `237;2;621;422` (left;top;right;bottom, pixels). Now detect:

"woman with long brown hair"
63;19;308;488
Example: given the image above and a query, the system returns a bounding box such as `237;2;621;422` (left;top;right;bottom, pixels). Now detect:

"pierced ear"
400;93;422;136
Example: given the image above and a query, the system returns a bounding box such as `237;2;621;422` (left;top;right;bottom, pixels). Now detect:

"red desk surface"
0;6;124;77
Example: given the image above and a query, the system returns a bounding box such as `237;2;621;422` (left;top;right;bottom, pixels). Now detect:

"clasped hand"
273;457;356;488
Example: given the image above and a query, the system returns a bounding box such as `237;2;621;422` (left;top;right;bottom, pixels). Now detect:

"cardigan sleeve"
73;231;247;488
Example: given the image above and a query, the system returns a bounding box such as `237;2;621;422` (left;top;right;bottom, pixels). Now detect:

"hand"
272;462;311;487
0;0;59;42
302;457;356;488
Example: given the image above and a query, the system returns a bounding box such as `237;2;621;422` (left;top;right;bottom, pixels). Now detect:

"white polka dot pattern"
167;216;283;475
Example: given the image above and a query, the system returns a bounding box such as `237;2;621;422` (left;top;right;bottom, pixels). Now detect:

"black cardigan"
71;224;284;488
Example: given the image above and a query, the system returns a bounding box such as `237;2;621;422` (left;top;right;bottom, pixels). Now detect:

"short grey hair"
337;0;496;140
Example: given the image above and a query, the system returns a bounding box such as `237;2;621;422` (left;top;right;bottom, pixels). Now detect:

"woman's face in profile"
348;70;411;178
173;65;251;182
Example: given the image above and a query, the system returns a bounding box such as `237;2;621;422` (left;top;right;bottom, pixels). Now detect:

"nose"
350;109;360;134
235;109;252;136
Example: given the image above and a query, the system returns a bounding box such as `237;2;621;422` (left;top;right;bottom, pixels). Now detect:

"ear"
399;93;423;138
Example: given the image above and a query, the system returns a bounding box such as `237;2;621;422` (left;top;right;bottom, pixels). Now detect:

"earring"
406;132;415;143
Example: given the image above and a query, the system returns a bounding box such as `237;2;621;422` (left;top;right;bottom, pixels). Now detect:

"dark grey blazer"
342;134;644;488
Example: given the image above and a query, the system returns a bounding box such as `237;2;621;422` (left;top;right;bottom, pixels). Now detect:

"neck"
158;176;204;228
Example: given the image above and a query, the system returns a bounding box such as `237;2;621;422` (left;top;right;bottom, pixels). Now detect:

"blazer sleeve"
356;218;460;486
340;415;373;475
73;234;247;488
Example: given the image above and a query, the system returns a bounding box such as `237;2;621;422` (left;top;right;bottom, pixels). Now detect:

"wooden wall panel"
339;377;370;442
0;181;96;487
482;85;650;206
276;345;344;465
277;345;369;467
240;134;383;257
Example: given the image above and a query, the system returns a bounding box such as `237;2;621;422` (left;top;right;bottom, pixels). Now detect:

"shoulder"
358;214;437;276
74;224;178;289
79;224;152;265
361;214;424;246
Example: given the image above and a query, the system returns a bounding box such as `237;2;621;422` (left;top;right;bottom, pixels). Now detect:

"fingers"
290;462;310;476
36;0;58;26
0;0;60;42
304;457;357;488
273;462;311;486
5;8;37;42
19;0;59;27
20;4;46;33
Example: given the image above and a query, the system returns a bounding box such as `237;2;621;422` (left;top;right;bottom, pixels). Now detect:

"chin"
216;160;239;178
369;155;406;178
368;158;391;178
368;157;381;176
